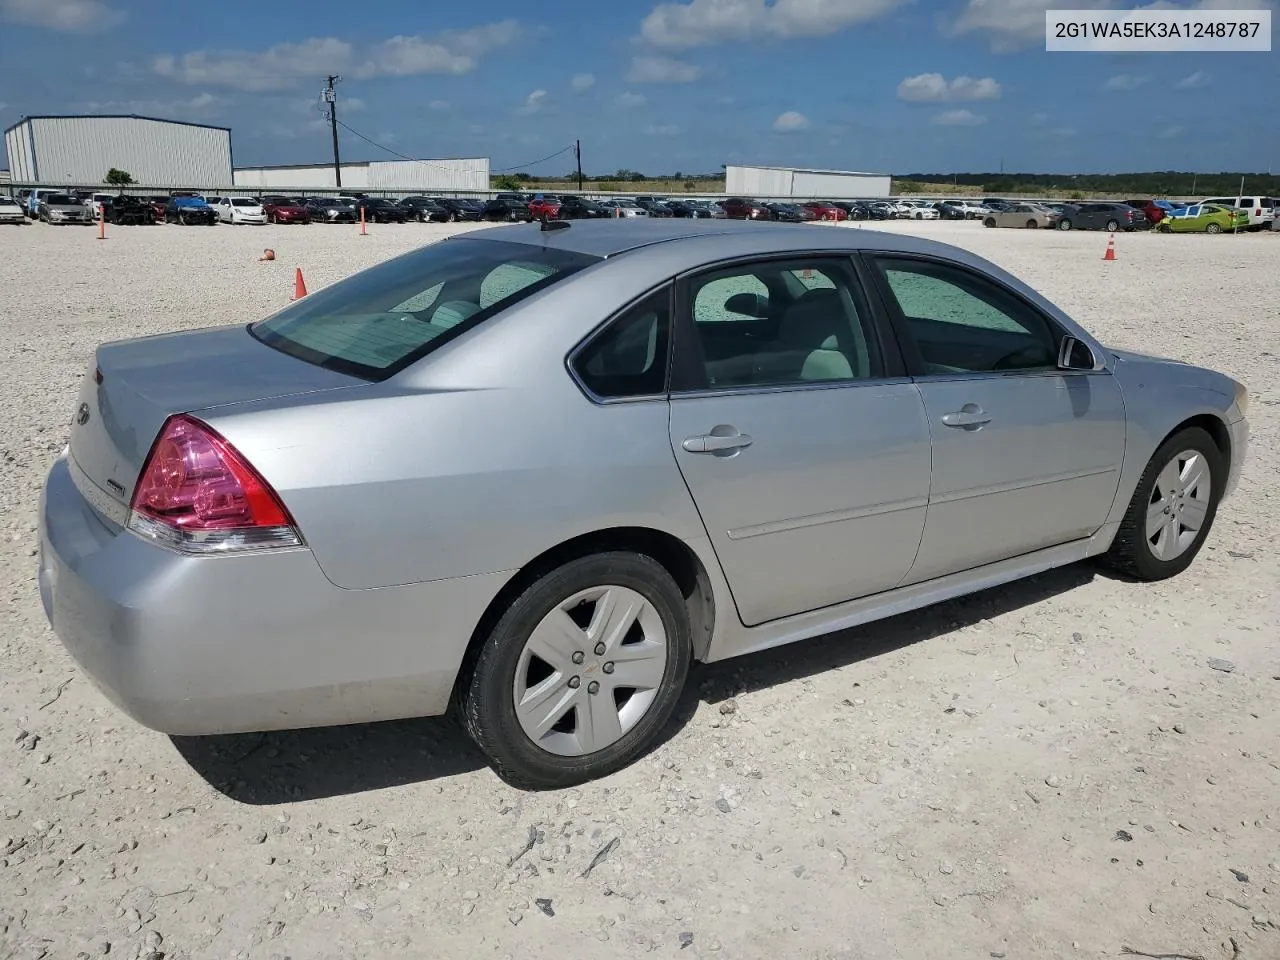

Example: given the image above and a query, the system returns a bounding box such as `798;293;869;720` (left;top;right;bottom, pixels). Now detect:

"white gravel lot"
1;216;1277;960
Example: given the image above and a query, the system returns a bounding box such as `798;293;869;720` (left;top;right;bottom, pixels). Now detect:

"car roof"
452;218;976;261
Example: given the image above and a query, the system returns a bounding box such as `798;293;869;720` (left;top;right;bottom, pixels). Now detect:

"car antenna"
540;219;570;232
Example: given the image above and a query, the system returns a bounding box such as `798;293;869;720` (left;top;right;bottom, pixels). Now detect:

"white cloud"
615;91;648;108
518;89;548;115
1158;124;1185;139
570;72;596;91
932;108;987;126
1175;69;1210;89
897;72;1002;102
773;110;811;132
1030;111;1049;124
1104;73;1149;90
646;124;682;136
152;21;519;92
638;0;909;49
74;92;224;118
0;0;123;32
627;54;702;83
428;99;449;111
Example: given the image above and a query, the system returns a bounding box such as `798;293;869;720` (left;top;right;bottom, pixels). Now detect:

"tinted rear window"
250;238;599;381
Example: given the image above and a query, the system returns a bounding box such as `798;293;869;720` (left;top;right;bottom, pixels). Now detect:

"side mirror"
1058;336;1102;371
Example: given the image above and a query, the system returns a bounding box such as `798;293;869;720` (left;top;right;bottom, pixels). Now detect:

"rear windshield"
250;238;599;381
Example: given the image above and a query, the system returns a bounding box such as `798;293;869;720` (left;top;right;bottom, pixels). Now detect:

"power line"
493;144;577;172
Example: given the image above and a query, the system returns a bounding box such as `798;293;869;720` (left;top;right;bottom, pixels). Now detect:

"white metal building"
233;158;489;194
726;164;891;199
4;115;232;187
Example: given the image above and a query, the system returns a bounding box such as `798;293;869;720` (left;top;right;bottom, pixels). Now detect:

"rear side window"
251;238;599;381
572;288;671;399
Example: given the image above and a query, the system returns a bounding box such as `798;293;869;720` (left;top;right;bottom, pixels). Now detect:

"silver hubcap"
513;585;667;757
1145;449;1212;562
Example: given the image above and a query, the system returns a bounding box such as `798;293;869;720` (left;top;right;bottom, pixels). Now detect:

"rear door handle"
682;432;754;454
940;405;991;429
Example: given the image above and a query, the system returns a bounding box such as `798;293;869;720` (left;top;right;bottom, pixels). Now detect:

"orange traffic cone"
291;267;307;300
360;206;367;236
1102;233;1116;261
98;206;106;241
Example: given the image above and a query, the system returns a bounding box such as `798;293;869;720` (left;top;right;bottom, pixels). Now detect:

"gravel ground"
1;217;1277;960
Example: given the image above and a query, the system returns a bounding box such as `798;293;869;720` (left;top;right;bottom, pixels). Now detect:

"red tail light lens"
128;415;302;554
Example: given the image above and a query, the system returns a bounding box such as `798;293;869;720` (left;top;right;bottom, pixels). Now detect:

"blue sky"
1;0;1276;175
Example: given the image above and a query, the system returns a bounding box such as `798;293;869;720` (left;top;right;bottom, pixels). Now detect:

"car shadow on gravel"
172;563;1096;803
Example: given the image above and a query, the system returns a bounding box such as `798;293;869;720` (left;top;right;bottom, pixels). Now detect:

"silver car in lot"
38;193;91;224
40;220;1249;788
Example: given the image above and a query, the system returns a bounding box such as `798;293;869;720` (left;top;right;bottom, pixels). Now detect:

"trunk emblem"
74;402;90;426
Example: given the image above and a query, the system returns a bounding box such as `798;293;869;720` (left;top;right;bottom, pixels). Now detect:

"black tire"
1157;223;1171;234
1026;219;1039;229
1105;219;1120;233
459;551;692;790
983;217;996;228
1103;426;1223;582
1205;222;1222;235
1058;219;1073;231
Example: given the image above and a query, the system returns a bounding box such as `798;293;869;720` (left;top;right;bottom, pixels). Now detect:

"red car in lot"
527;194;563;220
260;196;312;224
802;201;847;221
720;197;773;220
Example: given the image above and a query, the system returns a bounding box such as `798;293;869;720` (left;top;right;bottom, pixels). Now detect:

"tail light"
128;415;302;554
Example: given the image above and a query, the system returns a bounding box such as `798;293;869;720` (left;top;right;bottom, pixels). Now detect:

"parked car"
303;198;356;223
765;202;817;223
103;195;156;225
867;201;898;220
39;219;1248;789
353;197;408;224
23;188;56;219
1055;202;1147;232
983;203;1059;229
1124;199;1168;225
1200;195;1274;231
938;200;987;220
527;195;563;220
596;199;648;218
903;202;940;221
633;197;674;217
556;196;611;220
216;197;267;225
802;201;847;222
934;201;967;221
165;196;218;225
480;197;533;222
0;195;27;224
434;197;485;222
663;199;713;219
720;197;773;220
38;193;91;224
141;196;170;220
399;197;450;222
1155;203;1247;234
260;196;312;224
831;201;870;221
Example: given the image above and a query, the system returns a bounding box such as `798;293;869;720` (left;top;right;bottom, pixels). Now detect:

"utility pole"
324;75;342;189
576;139;583;192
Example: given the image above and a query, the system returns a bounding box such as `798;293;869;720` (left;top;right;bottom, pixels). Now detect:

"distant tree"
493;174;522;191
104;168;134;186
683;180;696;190
514;172;533;182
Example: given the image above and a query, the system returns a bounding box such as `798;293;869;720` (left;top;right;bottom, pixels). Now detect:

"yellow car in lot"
1156;203;1249;234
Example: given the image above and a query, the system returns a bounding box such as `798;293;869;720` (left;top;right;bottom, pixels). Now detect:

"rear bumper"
39;454;511;736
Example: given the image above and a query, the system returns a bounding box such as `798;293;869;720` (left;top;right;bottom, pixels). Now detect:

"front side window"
252;238;599;381
681;259;882;389
873;257;1059;375
572;288;671;399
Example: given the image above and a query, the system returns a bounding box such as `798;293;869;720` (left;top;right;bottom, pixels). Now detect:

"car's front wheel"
1104;426;1223;581
1058;219;1073;231
984;217;996;228
460;551;692;789
1205;222;1223;234
1105;218;1120;232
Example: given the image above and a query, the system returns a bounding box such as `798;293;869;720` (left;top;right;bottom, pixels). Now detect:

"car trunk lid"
68;324;364;515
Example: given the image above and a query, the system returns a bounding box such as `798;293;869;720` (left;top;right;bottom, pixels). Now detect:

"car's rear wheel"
1205;222;1222;234
1105;218;1120;232
460;551;692;789
1103;427;1222;581
984;217;996;228
1026;219;1039;229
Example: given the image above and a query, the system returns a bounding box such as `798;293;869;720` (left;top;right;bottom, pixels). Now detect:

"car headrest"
779;289;843;349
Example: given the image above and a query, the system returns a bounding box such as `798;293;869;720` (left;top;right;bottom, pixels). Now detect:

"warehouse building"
4;114;232;187
726;164;891;199
232;158;489;194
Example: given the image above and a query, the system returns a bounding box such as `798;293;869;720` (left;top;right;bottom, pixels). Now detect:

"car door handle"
682;432;754;453
940;406;991;429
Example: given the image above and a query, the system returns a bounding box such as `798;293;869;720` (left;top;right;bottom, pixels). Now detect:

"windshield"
46;194;76;204
251;238;600;381
231;198;257;207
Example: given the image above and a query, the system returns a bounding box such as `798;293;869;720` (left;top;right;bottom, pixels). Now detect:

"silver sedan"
40;220;1249;788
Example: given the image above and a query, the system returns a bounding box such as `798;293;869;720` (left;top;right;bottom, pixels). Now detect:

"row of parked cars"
975;195;1277;233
